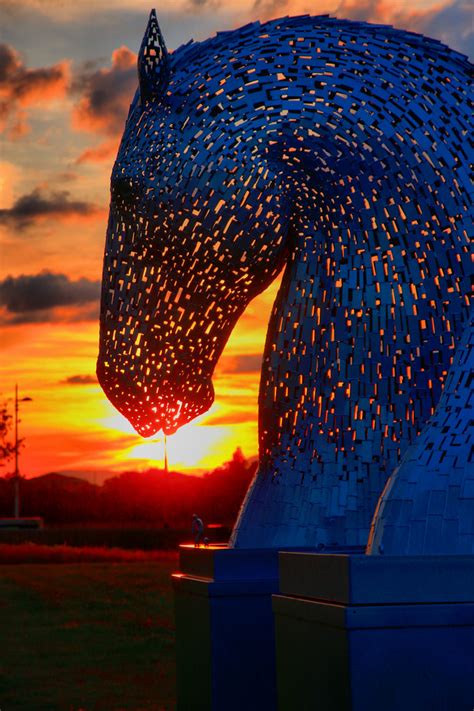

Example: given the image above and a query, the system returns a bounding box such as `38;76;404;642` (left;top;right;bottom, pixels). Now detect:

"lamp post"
164;434;169;475
13;384;32;519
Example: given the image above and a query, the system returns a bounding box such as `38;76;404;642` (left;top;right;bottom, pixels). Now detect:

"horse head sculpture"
98;11;472;550
97;11;292;437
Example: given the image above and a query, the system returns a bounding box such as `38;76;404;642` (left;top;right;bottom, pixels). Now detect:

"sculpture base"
172;544;281;711
172;544;364;711
273;553;474;711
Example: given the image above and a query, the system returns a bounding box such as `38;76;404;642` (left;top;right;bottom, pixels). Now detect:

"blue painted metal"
275;552;474;710
97;11;473;551
173;546;282;711
367;312;474;554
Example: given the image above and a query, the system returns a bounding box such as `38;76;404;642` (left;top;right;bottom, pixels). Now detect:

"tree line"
0;448;257;527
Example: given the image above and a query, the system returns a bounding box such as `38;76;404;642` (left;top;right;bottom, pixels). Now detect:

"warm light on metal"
98;12;473;552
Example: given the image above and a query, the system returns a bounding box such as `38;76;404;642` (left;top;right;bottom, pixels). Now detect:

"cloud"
0;271;101;325
72;45;137;138
0;187;102;229
334;0;385;23
406;0;473;59
0;271;100;312
222;354;263;373
252;0;290;17
0;0;206;21
204;409;257;425
61;374;97;385
70;45;137;164
236;354;263;372
75;138;118;165
0;160;20;209
187;0;222;8
334;0;473;58
55;171;80;183
0;42;70;138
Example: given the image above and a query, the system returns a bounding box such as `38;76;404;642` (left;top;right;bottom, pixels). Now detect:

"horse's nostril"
96;351;215;437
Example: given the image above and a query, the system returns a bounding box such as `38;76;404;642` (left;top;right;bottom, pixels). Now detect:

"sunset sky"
0;0;471;479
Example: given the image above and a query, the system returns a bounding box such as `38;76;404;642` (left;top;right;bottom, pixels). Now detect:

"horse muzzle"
96;357;215;436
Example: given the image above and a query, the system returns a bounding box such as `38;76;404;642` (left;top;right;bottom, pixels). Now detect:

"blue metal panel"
98;10;473;552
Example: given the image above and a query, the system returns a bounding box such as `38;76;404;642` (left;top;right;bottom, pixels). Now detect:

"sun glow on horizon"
0;279;278;477
123;423;238;471
1;0;467;479
101;398;257;472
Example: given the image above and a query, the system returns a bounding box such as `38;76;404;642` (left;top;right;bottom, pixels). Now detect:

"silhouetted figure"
192;514;204;547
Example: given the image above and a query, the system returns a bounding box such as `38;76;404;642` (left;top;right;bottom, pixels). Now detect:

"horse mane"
172;15;472;71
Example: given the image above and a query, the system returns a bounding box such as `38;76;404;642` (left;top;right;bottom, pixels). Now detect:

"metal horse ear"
138;9;170;102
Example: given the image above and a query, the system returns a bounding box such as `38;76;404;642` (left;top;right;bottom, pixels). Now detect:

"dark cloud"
187;0;222;8
70;44;137;163
234;354;263;373
335;0;379;23
61;374;97;385
252;0;289;16
222;353;263;373
0;42;70;137
0;271;100;314
0;187;101;229
335;0;473;59
2;309;57;325
55;171;79;182
0;302;100;326
408;0;473;59
71;45;137;138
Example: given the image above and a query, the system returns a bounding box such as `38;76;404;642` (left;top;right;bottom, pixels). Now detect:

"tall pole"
164;434;169;474
14;384;19;518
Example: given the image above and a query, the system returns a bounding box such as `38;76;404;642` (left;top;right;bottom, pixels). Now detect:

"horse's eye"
111;178;142;204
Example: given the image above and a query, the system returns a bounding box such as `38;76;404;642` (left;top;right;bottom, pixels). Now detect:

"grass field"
0;552;178;711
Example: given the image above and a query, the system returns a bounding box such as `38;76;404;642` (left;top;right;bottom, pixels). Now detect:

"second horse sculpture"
97;11;472;550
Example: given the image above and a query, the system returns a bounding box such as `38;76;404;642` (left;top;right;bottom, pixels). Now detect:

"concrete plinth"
172;544;282;711
274;553;474;711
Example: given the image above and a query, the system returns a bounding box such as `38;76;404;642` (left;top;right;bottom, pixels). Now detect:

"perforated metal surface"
368;313;474;555
98;11;472;549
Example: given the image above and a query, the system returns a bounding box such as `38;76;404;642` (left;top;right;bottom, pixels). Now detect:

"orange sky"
0;0;471;479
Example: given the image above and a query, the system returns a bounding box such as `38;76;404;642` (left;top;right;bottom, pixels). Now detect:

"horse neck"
208;20;469;476
256;141;465;481
253;46;468;477
258;206;357;472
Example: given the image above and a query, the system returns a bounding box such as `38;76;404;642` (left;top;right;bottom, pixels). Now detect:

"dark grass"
0;554;178;710
0;527;230;551
0;527;192;551
0;543;180;564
